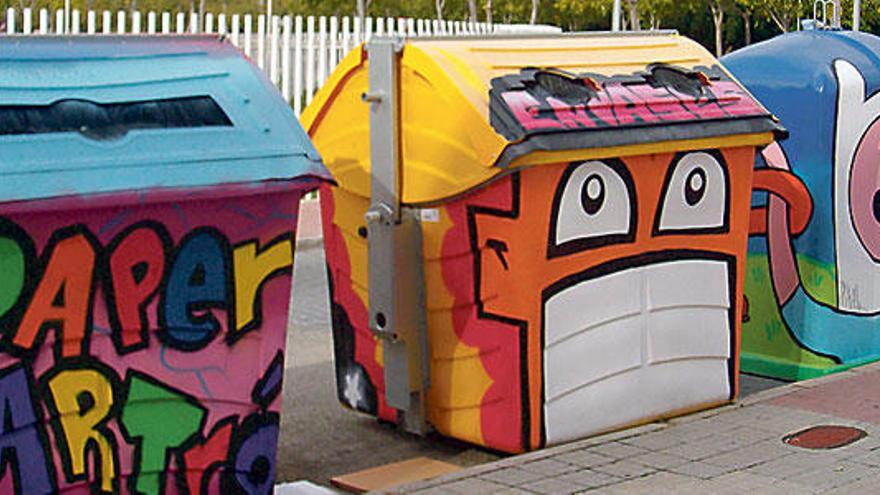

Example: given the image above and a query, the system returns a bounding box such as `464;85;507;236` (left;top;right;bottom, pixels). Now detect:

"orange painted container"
303;33;784;453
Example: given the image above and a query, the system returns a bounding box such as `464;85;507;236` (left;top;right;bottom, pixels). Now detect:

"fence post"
116;10;125;34
5;8;14;34
305;15;315;105
282;15;292;102
270;15;280;84
318;16;328;85
231;14;241;46
386;16;394;35
257;14;266;69
218;13;226;34
132;11;141;33
205;12;213;33
353;16;362;46
365;16;373;41
294;15;304;115
189;12;198;33
175;12;184;34
55;9;63;33
342;16;351;54
71;9;80;32
39;8;48;34
243;14;253;56
147;11;156;33
23;8;31;33
161;11;170;33
329;15;338;71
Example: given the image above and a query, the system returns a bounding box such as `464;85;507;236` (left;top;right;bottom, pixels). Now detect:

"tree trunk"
626;0;640;30
435;0;445;21
742;10;751;45
485;0;492;26
530;0;539;24
467;0;478;24
710;0;724;57
357;0;366;20
768;10;791;32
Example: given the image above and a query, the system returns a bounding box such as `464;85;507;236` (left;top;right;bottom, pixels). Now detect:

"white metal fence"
2;8;501;115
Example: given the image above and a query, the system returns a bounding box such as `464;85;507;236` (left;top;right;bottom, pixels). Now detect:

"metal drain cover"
783;425;867;450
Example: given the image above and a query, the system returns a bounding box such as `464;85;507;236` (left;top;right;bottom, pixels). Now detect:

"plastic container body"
0;182;314;493
323;148;758;452
724;30;880;380
0;35;328;493
307;33;780;453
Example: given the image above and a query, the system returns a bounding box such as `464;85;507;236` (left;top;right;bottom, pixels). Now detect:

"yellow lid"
302;32;781;205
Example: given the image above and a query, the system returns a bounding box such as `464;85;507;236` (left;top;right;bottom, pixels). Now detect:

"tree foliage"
2;0;879;54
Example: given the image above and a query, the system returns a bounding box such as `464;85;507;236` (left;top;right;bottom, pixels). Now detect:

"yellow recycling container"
302;32;784;453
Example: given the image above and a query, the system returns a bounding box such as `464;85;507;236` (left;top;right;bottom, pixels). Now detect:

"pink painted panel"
0;180;312;494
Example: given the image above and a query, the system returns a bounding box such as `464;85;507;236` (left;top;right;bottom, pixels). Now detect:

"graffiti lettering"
181;417;236;494
120;372;207;495
14;227;98;359
230;235;294;343
0;366;55;494
0;219;293;356
0;197;298;494
490;67;768;142
43;364;119;494
105;222;172;354
158;228;231;351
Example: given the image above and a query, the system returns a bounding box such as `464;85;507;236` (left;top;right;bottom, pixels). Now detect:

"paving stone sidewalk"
388;362;880;494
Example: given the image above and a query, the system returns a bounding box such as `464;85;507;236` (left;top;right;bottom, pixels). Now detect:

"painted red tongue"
782;425;867;450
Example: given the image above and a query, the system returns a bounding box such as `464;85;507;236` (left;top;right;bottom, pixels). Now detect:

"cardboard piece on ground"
330;457;461;493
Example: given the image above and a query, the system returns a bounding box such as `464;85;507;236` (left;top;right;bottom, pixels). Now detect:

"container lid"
303;32;782;205
0;35;329;203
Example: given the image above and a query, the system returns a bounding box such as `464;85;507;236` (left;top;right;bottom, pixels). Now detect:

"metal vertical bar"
364;37;430;436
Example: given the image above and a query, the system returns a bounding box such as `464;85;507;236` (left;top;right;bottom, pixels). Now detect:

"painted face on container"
473;148;754;446
834;59;880;314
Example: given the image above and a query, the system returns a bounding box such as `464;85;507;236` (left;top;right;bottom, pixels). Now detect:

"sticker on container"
420;209;440;223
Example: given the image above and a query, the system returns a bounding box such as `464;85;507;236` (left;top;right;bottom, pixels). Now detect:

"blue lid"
0;35;329;202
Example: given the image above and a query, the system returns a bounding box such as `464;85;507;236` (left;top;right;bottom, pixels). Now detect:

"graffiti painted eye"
685;168;707;206
656;152;728;234
581;174;606;215
848;118;880;261
549;160;636;257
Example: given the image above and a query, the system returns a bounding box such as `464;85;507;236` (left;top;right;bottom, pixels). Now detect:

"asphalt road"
277;244;785;489
277;246;500;488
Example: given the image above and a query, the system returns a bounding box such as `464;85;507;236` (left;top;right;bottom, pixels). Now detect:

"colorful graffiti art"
724;31;880;379
0;183;306;494
322;147;757;452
